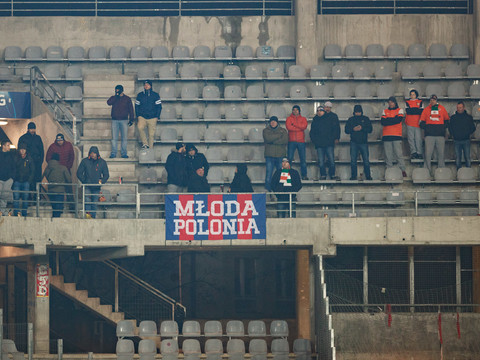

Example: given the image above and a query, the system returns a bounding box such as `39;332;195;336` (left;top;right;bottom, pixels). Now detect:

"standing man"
76;146;109;219
286;105;308;180
448;101;476;169
46;133;75;171
13;143;35;217
345;105;373;180
18;122;44;194
107;85;134;158
310;104;341;180
166;142;188;193
405;89;424;159
263;116;288;191
420;94;450;175
135;80;162;150
43;153;72;218
381;97;407;177
271;158;302;218
0;140;15;216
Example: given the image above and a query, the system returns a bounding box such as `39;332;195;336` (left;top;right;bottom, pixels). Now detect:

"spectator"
0;140;15;216
229;164;254;193
420;94;450;175
166;142;188;193
405;89;424;159
381;96;407;177
310;104;341;180
186;143;209;177
345;105;373;180
13;143;35;217
271;158;302;218
76;146;109;219
46;133;75;171
263;116;288;192
18;122;44;195
448;101;476;169
135;80;162;149
107;84;134;158
187;166;210;193
43;153;72;218
286;105;308;180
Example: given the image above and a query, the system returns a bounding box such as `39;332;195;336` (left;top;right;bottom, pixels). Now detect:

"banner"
166;194;266;240
0;92;31;119
36;264;49;297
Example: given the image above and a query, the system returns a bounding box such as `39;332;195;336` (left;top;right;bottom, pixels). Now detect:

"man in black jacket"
18;122;44;194
186;144;209;177
187;166;210;193
271;158;302;218
135;80;162;149
345;105;373;180
448;101;476;169
77;146;109;219
0;140;15;215
166;142;187;193
13;143;35;216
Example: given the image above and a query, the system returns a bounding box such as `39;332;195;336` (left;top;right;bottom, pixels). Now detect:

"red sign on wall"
36;264;49;297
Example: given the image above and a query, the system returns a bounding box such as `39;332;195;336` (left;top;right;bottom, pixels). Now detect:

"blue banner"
165;193;266;241
0;92;31;119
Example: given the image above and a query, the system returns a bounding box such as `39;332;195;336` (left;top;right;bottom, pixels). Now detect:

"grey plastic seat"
256;46;273;59
423;63;442;79
236;45;254;59
324;44;342;59
225;104;244;121
412;168;431;183
293;339;311;360
139;321;157;337
205;339;223;360
159;85;176;100
64;86;83;101
248;128;263;143
224;65;241;79
226;320;245;336
160;320;179;337
362;104;376;119
160;105;177;120
151;46;169;60
25;46;43;61
139;168;157;184
207;167;224;183
183;339;201;360
139;339;156;360
160;128;178;142
227;148;246;162
110;46;127;60
88;46;107;61
202;85;221;100
138;65;155;81
353;65;371;80
332;64;349;79
204;320;223;337
65;65;82;81
214;45;232;59
401;63;421;79
429;43;448;59
290;85;309;99
408;44;427;58
193;45;211;59
201;64;220;79
46;46;64;61
182;128;201;142
288;65;306;79
385;167;403;182
181;84;199;100
173;46;190;59
460;189;478;201
333;84;353;99
366;44;384;58
117;320;135;338
225;85;243;100
182;105;199;121
434;167;453;182
245;65;263;79
116;339;134;360
247;104;265;120
436;191;456;202
310;64;330;79
249;339;267;360
374;63;393;80
204;127;223;142
445;63;463;78
469;84;480;98
4;46;22;61
345;44;363;59
267;85;286;99
246;85;264;100
139;148;156;163
377;83;394;99
355;84;373;99
450;44;469;58
335;104;352;119
247;321;266;337
205;148;225;162
268;105;287;120
130;46;148;60
425;84;444;98
227;339;245;360
447;82;466;98
271;339;289;360
277;45;295;59
159;64;176;79
67;46;85;61
180;64;199;79
457;167;476;182
203;104;221;121
160;339;179;360
267;65;284;79
44;64;62;80
311;84;330;99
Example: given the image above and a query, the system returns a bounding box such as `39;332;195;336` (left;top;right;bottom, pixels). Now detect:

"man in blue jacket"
345;105;373;180
135;80;162;150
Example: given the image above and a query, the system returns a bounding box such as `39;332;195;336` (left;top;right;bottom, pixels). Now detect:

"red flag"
386;304;392;327
438;312;443;345
456;312;461;339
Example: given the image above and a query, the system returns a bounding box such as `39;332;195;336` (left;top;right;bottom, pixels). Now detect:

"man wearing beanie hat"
107;84;134;158
166;142;188;193
185;143;209;178
286;105;308;180
18;121;44;196
263;116;288;191
345;105;373;180
135;80;162;149
46;133;75;171
381;96;407;177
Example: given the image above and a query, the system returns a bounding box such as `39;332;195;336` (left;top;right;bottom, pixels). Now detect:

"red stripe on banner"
236;194;253;240
179;194;194;241
456;312;461;339
438;312;443;345
208;194;224;240
386;304;392;327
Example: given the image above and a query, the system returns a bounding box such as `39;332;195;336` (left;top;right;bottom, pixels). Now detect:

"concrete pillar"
296;249;311;339
295;0;318;69
475;0;480;63
27;257;50;353
473;247;480;313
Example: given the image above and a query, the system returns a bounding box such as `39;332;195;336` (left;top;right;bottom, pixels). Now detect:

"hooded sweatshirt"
229;164;254;193
135;84;162;119
43;159;72;193
345;106;373;144
76;146;109;185
165;149;188;187
18;131;44;164
186;144;210;177
448;110;476;141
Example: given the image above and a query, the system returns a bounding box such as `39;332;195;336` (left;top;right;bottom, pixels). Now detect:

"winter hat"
292;105;301;112
353;105;363;115
144;80;153;87
388;96;398;105
115;85;124;93
56;133;65;141
236;163;248;175
324;101;333;108
176;142;185;150
430;94;438;100
186;143;197;153
18;142;27;150
282;157;289;162
27;122;36;129
269;116;279;123
317;106;325;112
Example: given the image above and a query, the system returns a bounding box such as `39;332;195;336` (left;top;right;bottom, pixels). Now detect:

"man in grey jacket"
263;116;288;191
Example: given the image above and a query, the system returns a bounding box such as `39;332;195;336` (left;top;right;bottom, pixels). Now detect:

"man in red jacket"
286;105;308;180
45;133;75;172
107;85;134;158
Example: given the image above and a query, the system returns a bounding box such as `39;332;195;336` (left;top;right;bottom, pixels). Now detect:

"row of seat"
3;45;295;62
295;208;479;218
324;43;469;60
116;319;289;338
402;63;480;80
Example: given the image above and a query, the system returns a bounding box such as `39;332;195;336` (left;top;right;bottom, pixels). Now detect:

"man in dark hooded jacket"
43;153;72;217
13;143;35;216
345;105;373;180
76;146;109;218
18;122;44;194
187;166;210;193
166;142;188;193
135;80;162;149
186;143;209;177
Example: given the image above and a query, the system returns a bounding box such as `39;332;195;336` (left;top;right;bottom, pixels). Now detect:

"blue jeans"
454;140;471;169
350;142;371;179
287;142;307;177
50;193;64;218
265;157;283;191
111;120;128;157
316;146;335;177
13;181;30;216
85;186;100;218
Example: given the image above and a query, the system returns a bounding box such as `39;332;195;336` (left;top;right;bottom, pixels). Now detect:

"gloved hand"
128;120;134;127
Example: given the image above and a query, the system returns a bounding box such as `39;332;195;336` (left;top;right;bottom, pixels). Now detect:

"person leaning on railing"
270;158;302;218
42;152;72;218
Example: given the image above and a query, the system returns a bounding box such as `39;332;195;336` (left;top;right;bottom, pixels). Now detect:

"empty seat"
181;84;199;100
387;44;406;58
345;44;363;59
246;85;264;100
207;167;224;183
429;43;448;59
160;105;177;120
160;85;176;100
335;104;352;119
88;46;106;60
138;320;157;337
151;46;169;60
205;148;225;162
117;320;135;338
333;84;353;99
271;339;289;360
225;85;243;100
227;339;245;360
247;321;266;337
180;64;199;79
311;84;330;99
139;148;156;163
65;65;82;81
324;44;342;59
205;339;223;360
310;64;330;79
288;65;307;79
25;46;43;61
245;65;262;79
139;168;158;183
268;105;287;120
182;105;199;120
436;191;456;202
204;105;222;121
290;85;309;99
362;104;376;119
249;339;267;360
116;339;135;360
457;167;476;181
193;45;211;59
355;84;373;99
408;44;427;58
248;128;263;143
256;46;273;58
183;339;201;360
225;104;244;121
4;46;22;61
67;46;85;61
460;189;478;201
422;63;442;79
182;128;201;142
385;167;403;182
204;127;223;142
412;168;431;182
293;339;311;360
226;320;245;336
332;64;349;79
267;85;286;99
353;65;371;79
173;46;190;59
469;84;480;98
377;83;394;99
402;64;421;79
46;46;64;60
227;148;245;162
447;82;466;98
214;45;232;59
236;45;254;59
434;167;453;182
224;65;241;79
445;63;463;78
277;45;295;59
267;65;284;79
201;64;220;79
159;64;176;79
247;104;265;120
64;86;83;101
160;339;179;360
366;44;384;58
160;128;178;142
139;339;156;360
425;84;444;98
202;85;221;100
138;65;155;81
130;46;148;60
160;320;179;337
450;44;469;58
110;46;127;60
44;64;62;80
374;64;393;79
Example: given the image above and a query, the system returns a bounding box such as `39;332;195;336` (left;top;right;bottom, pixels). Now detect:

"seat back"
225;85;243;100
429;43;448;59
202;85;221;100
227;339;245;354
26;46;43;60
88;46;107;60
160;320;179;337
67;46;85;60
225;104;244;121
159;64;177;79
205;339;223;354
324;44;342;59
408;44;427;58
182;320;201;336
236;45;254;59
214;45;232;59
160;339;179;354
151;46;169;60
193;45;211;59
224;65;241;79
182;339;201;354
116;339;135;355
110;46;127;60
345;44;362;58
182;105;199;120
46;46;64;60
226;320;245;336
366;44;384;58
138;339;156;355
172;46;190;59
131;46;148;60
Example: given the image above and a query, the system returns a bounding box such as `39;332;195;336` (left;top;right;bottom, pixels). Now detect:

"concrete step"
111;312;125;322
63;283;77;294
86;297;100;308
98;304;113;316
83;100;112;116
83;127;136;139
76;290;89;302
